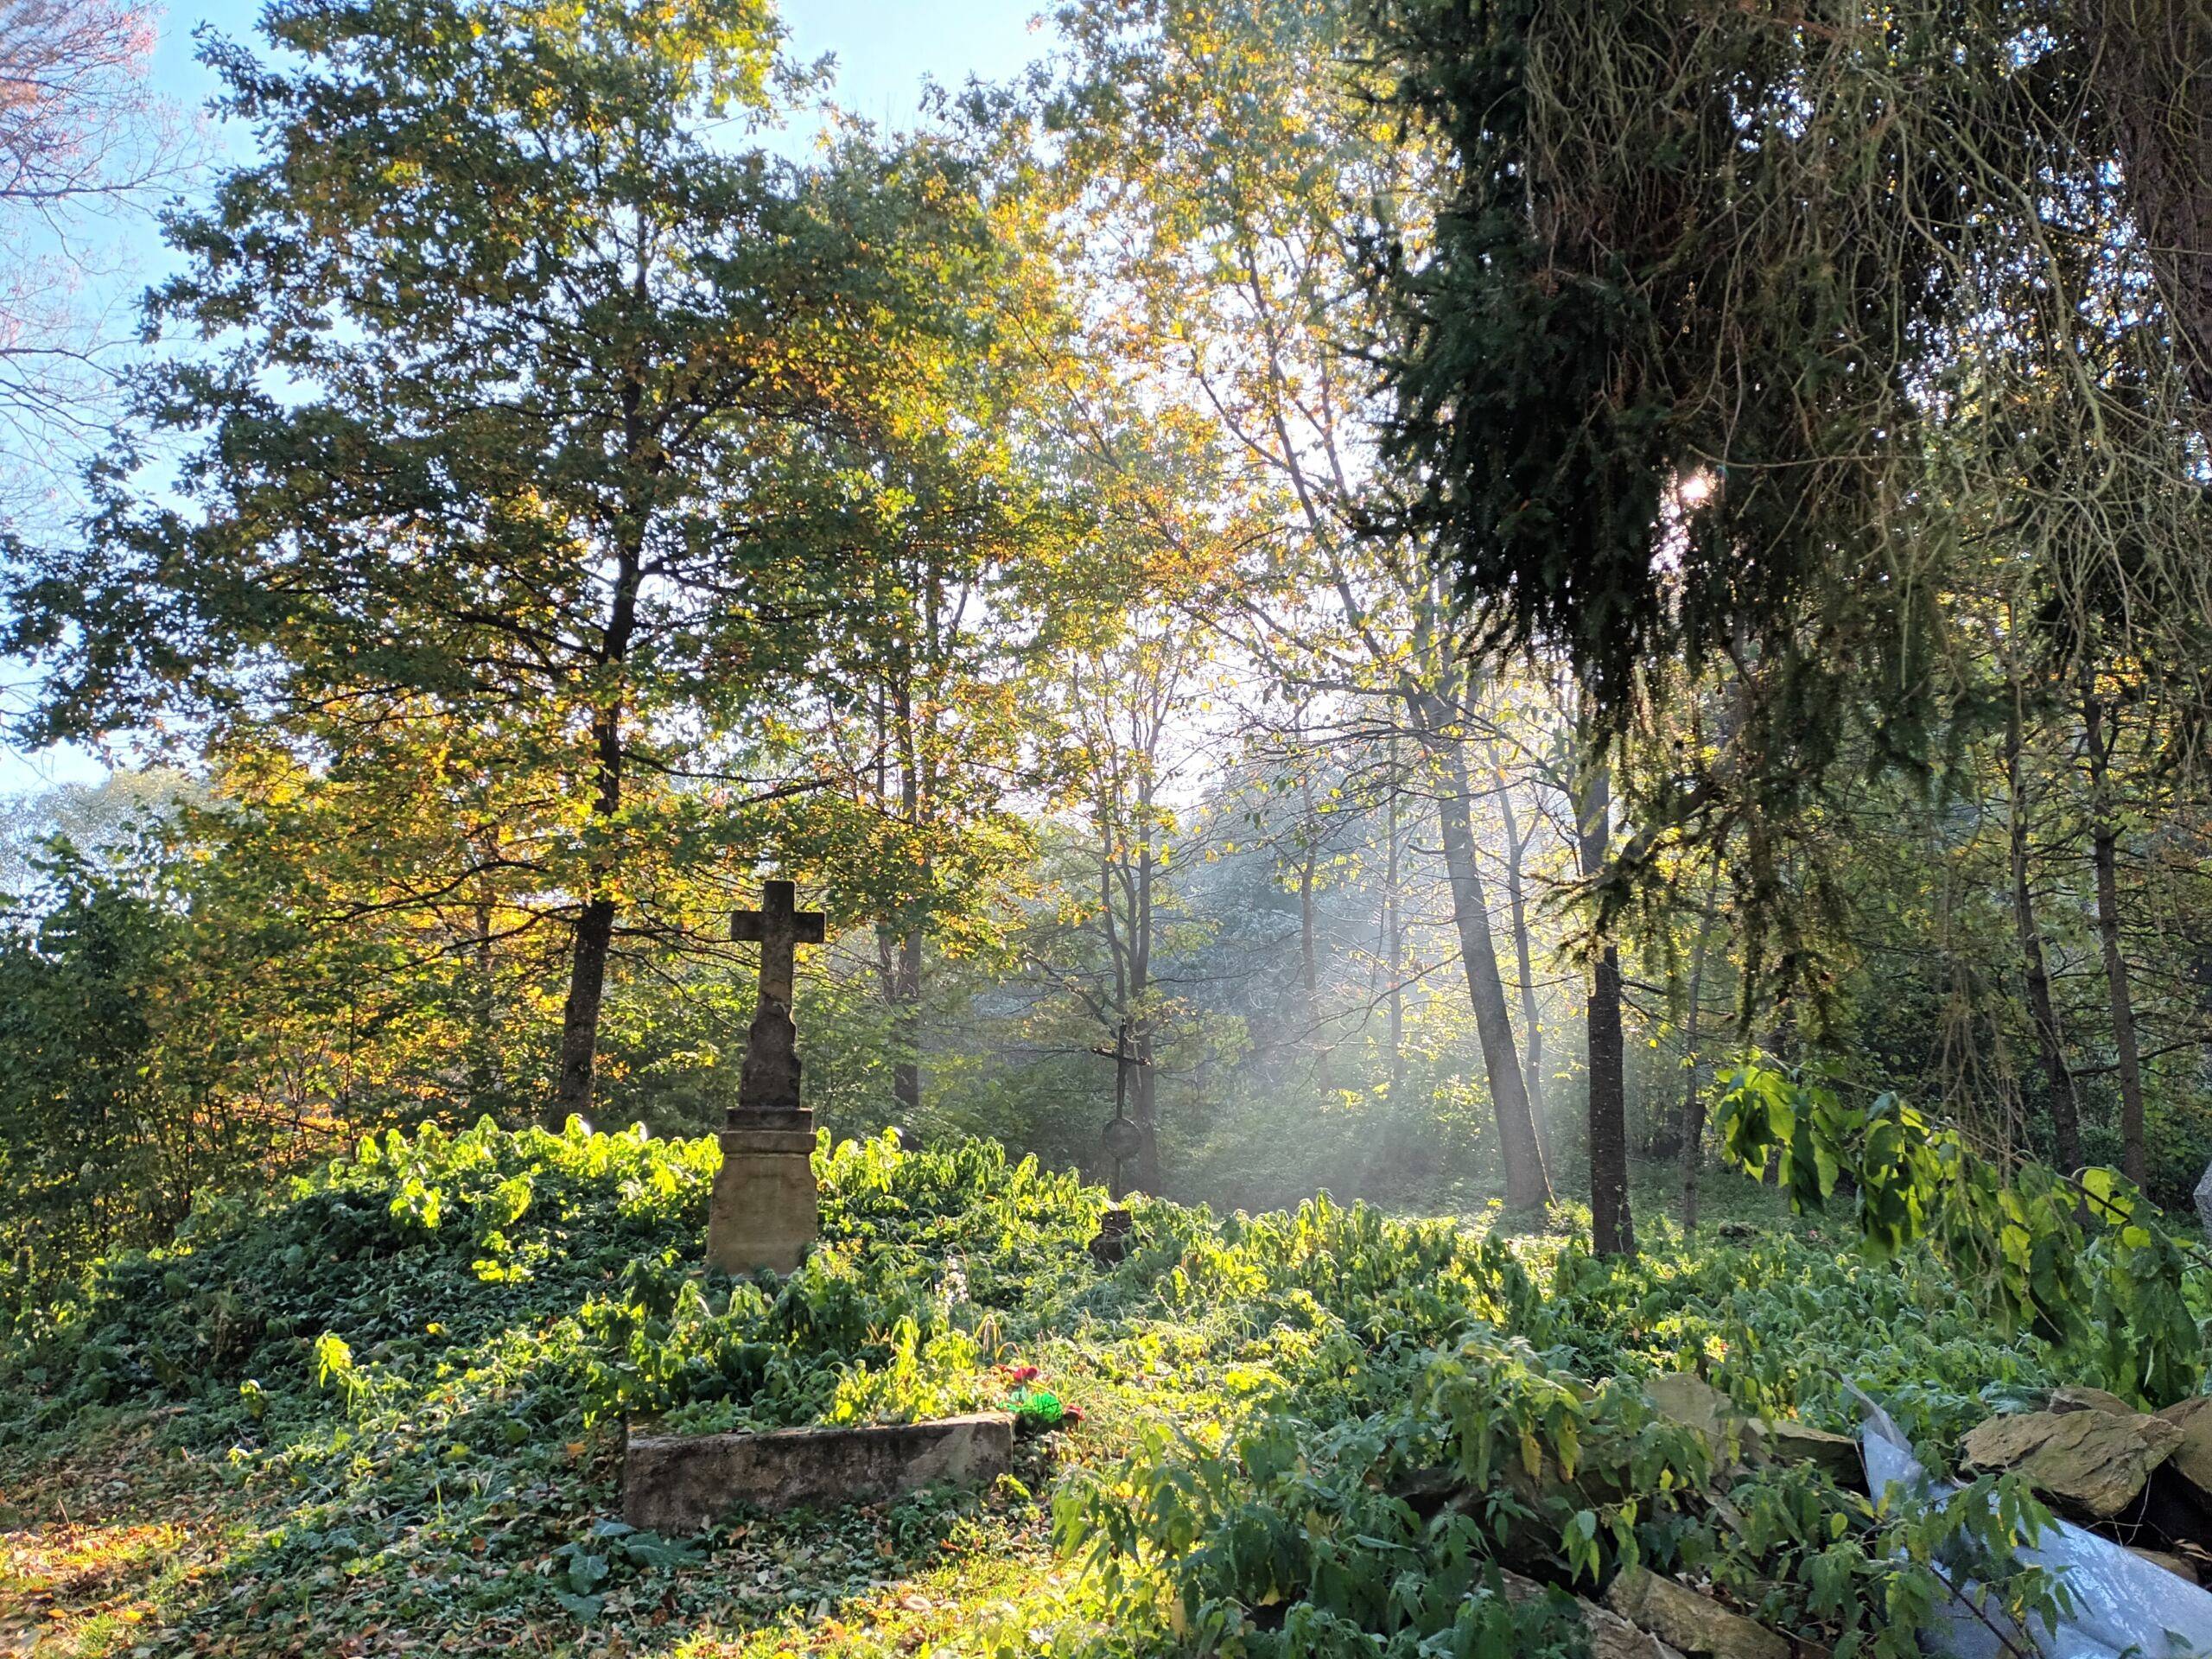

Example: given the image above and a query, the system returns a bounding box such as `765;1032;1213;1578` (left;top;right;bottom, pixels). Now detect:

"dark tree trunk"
554;696;627;1124
894;927;922;1116
2007;689;2082;1173
1580;759;1634;1258
2092;822;2146;1184
1385;757;1404;1097
556;896;616;1123
1679;863;1719;1234
1435;738;1553;1211
552;404;646;1124
1300;842;1319;1002
2082;676;2147;1185
1131;831;1161;1192
471;887;500;1109
880;920;923;1118
1102;817;1164;1195
867;654;930;1122
2095;3;2212;446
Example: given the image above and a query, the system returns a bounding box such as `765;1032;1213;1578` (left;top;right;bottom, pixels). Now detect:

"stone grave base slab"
623;1412;1016;1530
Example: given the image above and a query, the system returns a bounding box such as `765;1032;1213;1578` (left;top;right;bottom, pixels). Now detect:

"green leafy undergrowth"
0;1119;2161;1657
1713;1057;2212;1408
1;1122;1098;1654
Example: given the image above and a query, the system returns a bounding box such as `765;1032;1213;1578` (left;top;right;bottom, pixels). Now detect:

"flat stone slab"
1604;1567;1789;1659
1961;1407;2183;1520
623;1412;1016;1530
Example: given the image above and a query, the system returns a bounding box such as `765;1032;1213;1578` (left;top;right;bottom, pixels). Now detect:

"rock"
1602;1566;1791;1659
623;1412;1015;1530
2129;1546;2201;1585
2157;1395;2212;1501
1647;1374;1730;1437
1764;1421;1863;1488
2194;1156;2212;1247
1586;1609;1692;1659
1500;1569;1688;1659
1959;1408;2183;1520
1646;1374;1764;1469
1644;1372;1866;1491
2051;1384;2136;1415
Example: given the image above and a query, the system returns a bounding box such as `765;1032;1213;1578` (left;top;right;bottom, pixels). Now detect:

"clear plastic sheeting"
1853;1388;2212;1657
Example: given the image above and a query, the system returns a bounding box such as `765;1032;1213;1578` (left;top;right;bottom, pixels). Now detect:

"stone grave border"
622;1411;1017;1531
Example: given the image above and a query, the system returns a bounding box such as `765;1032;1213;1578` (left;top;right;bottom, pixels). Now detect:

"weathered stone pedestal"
708;1109;818;1275
623;1412;1016;1529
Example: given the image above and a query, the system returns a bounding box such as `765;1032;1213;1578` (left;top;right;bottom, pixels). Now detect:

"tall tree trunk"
1124;816;1163;1194
1299;842;1319;1003
1298;833;1327;1095
1677;940;1708;1234
554;700;625;1123
1497;777;1548;1154
553;413;646;1124
889;665;925;1119
880;920;923;1118
1132;1024;1160;1194
1435;736;1553;1211
1385;749;1404;1097
2094;3;2212;446
1679;859;1720;1233
471;880;500;1109
2082;673;2148;1185
1579;757;1634;1257
2007;686;2083;1173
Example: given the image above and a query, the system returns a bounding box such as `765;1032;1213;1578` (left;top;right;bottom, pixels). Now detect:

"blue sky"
148;0;1053;137
2;0;1054;795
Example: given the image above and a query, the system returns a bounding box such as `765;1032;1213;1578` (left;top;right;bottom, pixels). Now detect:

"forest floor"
0;1128;2055;1658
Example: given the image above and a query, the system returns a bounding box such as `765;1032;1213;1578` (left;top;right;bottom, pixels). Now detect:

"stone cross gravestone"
709;879;827;1275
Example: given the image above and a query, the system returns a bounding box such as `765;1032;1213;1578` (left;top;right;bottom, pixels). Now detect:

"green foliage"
1044;1193;2081;1659
581;1132;1103;1433
1365;0;1947;723
1360;0;2212;1047
0;1123;1095;1651
0;836;187;1275
8;0;1073;1128
1713;1057;2206;1406
0;828;341;1291
1;1119;2154;1656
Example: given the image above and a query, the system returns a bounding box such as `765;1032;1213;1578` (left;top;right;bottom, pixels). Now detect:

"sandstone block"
2050;1384;2135;1415
707;1123;817;1275
1765;1421;1863;1488
1500;1568;1687;1659
623;1412;1016;1531
1646;1375;1764;1468
1602;1567;1790;1659
1960;1407;2182;1520
2157;1395;2212;1497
